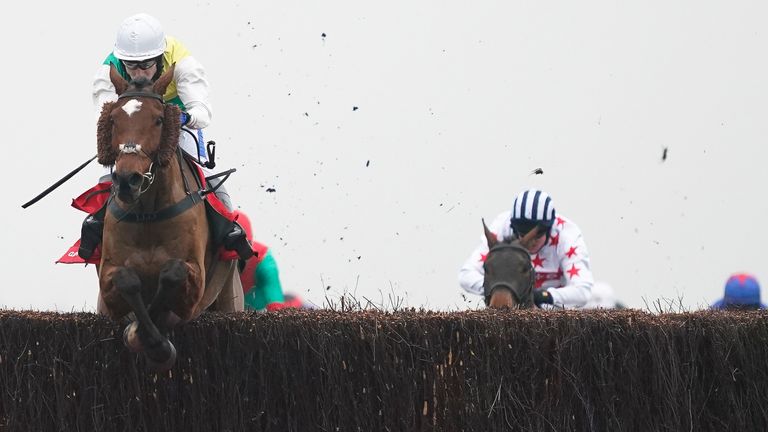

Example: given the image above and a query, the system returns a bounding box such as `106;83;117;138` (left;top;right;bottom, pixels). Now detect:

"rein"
485;242;536;304
109;147;236;224
110;145;198;223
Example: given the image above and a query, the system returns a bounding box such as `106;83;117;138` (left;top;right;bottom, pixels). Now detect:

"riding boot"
224;222;254;260
78;212;105;260
210;180;254;260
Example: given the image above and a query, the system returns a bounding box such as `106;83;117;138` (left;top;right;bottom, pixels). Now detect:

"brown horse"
95;65;242;371
482;219;539;308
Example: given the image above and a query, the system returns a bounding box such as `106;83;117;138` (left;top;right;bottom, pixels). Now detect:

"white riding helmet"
510;189;556;234
114;13;166;61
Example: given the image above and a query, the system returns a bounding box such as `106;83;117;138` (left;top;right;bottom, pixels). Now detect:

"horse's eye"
156;117;164;126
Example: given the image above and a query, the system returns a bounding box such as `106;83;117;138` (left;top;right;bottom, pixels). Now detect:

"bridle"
484;242;536;305
112;91;166;198
106;89;236;224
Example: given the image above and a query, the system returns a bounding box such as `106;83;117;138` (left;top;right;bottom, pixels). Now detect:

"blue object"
197;128;205;159
712;273;766;309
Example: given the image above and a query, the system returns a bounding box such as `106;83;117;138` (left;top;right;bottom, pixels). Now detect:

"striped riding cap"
511;189;556;228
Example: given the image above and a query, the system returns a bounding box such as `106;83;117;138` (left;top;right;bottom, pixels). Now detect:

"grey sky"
4;1;767;312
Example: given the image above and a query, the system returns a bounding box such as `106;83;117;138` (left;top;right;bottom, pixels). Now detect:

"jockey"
711;273;766;310
458;189;594;308
234;210;287;311
79;12;252;261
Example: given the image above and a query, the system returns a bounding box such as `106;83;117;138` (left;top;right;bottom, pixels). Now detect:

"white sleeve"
458;243;487;296
458;211;512;297
548;222;594;308
92;64;117;121
174;56;212;129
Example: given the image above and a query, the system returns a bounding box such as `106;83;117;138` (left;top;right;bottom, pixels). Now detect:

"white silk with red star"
459;210;594;308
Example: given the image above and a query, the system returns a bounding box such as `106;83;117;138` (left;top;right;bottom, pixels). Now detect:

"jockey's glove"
533;288;554;307
180;111;193;127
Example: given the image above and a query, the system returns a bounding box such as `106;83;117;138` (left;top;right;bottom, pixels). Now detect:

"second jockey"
234;210;287;312
79;12;252;261
459;189;594;309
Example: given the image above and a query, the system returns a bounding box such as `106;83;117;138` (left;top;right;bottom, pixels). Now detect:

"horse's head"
482;219;538;308
97;64;181;204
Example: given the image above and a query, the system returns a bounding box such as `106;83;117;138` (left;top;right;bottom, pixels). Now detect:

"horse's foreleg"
148;259;188;337
113;267;176;370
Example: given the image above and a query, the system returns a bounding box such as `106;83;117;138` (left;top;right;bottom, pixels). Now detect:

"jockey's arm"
548;227;593;308
174;56;212;129
458;251;485;296
92;64;118;121
90;56;212;129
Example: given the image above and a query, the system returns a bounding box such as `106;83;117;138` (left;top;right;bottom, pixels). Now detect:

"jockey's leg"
208;177;253;260
78;173;112;260
78;213;104;260
181;131;253;260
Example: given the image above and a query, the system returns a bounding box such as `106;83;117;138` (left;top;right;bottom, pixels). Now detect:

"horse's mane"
130;77;154;90
96;83;181;167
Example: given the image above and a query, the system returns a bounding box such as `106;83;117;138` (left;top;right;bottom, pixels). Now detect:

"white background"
3;1;767;312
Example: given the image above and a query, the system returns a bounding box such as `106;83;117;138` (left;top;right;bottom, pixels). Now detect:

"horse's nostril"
129;173;143;187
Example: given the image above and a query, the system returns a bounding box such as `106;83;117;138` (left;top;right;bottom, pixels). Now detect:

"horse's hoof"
122;322;144;353
145;340;177;372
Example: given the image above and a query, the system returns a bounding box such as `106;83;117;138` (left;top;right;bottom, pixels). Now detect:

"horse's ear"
153;63;175;97
520;225;544;249
483;218;498;248
109;65;129;96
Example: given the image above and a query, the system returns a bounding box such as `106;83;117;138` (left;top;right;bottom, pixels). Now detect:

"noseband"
485;242;536;304
115;143;156;195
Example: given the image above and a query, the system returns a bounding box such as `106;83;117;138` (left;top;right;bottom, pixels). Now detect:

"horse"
481;219;539;308
95;65;243;371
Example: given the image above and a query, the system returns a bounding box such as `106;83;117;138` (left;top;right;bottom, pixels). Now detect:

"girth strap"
108;191;206;223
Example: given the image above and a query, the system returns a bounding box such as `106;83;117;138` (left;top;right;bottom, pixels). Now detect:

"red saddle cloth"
58;174;247;264
57;182;111;264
